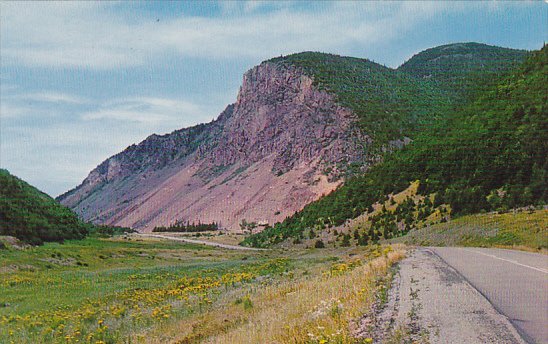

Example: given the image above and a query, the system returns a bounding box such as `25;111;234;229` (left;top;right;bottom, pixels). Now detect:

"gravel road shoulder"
356;248;525;343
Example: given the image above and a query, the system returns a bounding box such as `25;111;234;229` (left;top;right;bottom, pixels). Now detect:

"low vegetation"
0;234;404;343
390;209;547;252
168;246;404;344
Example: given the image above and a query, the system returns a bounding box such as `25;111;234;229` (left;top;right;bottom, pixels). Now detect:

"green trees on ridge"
0;169;90;245
243;46;547;248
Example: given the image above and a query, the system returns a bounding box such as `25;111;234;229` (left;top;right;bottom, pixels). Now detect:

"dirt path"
357;248;525;343
135;233;266;251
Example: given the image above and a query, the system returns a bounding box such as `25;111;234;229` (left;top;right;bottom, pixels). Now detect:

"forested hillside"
399;42;527;99
0;169;89;244
270;43;527;146
243;45;547;247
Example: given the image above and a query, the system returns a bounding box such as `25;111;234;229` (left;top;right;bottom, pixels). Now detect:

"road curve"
134;233;266;251
430;247;548;344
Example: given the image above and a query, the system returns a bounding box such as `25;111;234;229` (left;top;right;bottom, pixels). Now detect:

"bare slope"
59;61;370;231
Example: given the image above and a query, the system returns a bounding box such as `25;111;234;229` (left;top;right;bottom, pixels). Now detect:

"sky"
1;1;546;197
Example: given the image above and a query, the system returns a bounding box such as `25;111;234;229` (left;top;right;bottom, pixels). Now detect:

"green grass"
0;236;275;343
0;236;401;343
389;209;547;251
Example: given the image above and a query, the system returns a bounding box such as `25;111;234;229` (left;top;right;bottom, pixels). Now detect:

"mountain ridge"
243;44;546;247
58;42;531;232
398;42;528;98
58;59;369;230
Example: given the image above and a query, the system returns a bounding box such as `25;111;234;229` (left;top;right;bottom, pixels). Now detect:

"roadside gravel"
357;248;525;343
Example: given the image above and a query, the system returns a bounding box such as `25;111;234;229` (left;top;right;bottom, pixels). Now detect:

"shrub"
314;240;325;249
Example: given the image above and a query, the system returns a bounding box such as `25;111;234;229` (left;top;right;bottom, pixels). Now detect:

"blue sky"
1;1;546;197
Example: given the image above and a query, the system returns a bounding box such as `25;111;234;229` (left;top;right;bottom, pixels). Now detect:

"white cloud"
82;97;213;125
0;91;220;196
219;1;294;15
0;1;474;69
0;101;28;118
14;92;89;104
0;91;89;119
1;86;220;196
1;89;212;125
1;121;148;196
1;84;18;92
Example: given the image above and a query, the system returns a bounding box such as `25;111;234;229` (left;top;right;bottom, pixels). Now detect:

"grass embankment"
169;246;405;344
390;209;547;252
0;235;405;343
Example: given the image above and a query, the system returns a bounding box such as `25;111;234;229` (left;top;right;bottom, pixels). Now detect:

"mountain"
58;53;440;231
0;169;89;244
398;42;527;98
269;52;448;143
244;45;546;247
58;60;364;231
58;43;530;232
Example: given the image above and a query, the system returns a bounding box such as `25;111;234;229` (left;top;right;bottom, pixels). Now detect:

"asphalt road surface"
430;247;548;344
369;248;526;343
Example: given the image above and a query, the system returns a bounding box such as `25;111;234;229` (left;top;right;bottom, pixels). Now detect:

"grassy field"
389;209;547;252
0;235;404;343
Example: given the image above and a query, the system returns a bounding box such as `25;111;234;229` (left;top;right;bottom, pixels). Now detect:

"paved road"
361;248;527;343
135;233;266;251
430;247;548;344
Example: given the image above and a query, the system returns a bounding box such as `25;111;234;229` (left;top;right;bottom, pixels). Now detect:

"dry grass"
348;181;448;234
2;234;406;343
157;246;406;344
197;233;248;246
390;209;547;252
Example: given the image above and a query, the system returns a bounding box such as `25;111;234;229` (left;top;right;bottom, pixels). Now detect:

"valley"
1;38;546;344
57;43;532;235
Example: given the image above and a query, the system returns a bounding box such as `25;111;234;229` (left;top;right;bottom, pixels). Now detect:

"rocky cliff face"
58;61;369;231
